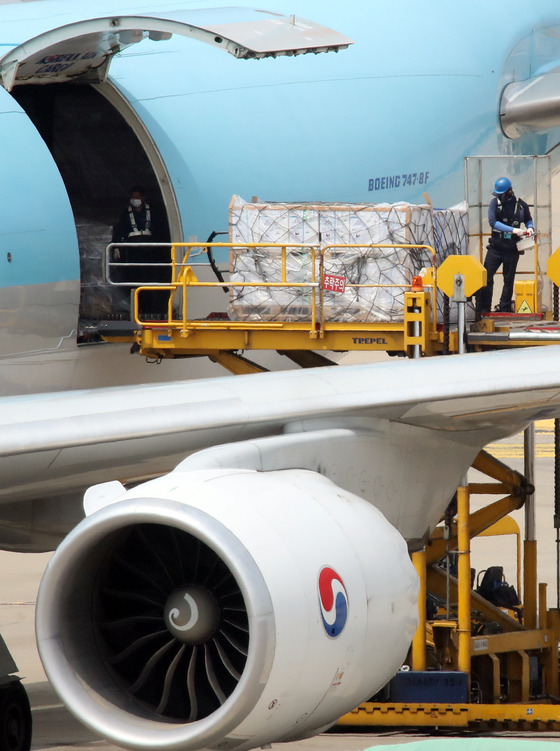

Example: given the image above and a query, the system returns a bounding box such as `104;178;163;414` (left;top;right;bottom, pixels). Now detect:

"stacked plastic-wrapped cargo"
228;244;315;322
228;199;317;321
320;203;433;322
433;203;469;261
76;220;115;319
432;202;471;322
75;219;135;320
229;196;468;323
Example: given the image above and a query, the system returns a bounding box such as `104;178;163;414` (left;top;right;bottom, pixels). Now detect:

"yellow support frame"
138;320;412;356
403;290;434;356
339;702;560;729
338;446;560;731
103;242;442;362
426;449;529;565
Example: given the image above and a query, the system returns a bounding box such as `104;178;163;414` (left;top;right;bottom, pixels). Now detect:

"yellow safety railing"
166;243;320;335
106;242;438;335
321;243;438;339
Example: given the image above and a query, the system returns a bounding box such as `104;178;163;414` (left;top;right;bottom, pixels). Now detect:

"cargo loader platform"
96;240;560;371
99;241;460;371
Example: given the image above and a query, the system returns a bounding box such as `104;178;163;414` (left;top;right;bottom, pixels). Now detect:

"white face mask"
130;198;143;209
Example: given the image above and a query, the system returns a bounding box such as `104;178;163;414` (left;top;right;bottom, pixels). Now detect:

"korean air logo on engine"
318;567;348;638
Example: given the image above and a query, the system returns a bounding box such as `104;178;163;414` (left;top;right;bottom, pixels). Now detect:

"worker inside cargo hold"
477;177;534;315
112;185;170;317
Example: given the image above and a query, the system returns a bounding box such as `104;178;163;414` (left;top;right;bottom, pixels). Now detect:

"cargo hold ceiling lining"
0;9;354;91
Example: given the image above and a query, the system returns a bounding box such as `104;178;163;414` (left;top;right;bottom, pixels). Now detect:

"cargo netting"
229;196;469;323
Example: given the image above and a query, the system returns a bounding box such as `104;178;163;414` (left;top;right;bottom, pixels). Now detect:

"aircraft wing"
3;343;560;456
1;344;560;547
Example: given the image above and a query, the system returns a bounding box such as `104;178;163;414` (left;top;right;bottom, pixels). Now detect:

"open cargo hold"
229;196;469;323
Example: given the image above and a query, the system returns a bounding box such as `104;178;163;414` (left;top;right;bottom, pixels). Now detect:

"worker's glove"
525;227;535;238
512;228;525;237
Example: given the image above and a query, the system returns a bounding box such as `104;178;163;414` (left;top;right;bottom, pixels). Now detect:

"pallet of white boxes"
228;195;469;323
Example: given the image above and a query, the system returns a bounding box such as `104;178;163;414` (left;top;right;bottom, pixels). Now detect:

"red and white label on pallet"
322;274;346;293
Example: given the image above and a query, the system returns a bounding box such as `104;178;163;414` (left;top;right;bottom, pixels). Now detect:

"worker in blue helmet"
477;177;534;314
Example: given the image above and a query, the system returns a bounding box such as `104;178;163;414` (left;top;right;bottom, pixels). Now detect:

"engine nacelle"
36;467;418;751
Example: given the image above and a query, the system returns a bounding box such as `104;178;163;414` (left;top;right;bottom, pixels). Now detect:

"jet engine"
36;467;418;751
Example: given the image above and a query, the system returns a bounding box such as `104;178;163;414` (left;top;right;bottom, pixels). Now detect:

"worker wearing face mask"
477;177;534;314
112;185;153;243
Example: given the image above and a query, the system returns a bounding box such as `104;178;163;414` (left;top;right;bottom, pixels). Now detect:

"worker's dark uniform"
112;203;169;315
477;195;532;314
113;205;153;242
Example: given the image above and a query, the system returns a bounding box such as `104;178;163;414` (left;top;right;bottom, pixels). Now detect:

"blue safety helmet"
493;177;512;195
